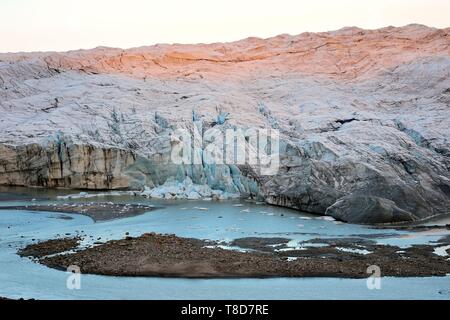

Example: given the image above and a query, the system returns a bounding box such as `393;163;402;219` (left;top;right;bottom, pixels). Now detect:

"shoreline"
0;203;159;222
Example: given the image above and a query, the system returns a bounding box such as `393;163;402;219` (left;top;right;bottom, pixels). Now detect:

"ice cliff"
0;24;449;224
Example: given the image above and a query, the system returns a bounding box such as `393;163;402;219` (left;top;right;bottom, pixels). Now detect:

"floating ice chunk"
316;216;336;221
193;207;209;211
58;190;138;200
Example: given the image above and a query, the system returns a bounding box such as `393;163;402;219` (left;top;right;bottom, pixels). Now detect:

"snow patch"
433;245;450;257
335;247;372;255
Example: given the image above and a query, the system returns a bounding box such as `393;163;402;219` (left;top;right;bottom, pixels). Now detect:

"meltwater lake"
0;188;449;300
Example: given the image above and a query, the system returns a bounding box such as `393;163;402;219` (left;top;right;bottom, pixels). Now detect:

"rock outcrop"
1;24;449;224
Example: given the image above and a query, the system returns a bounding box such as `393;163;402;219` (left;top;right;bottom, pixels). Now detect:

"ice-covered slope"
0;24;449;223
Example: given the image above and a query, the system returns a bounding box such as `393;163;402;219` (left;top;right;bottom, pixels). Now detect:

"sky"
1;0;449;53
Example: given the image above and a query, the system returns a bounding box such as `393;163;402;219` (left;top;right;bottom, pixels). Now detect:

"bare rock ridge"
0;24;449;224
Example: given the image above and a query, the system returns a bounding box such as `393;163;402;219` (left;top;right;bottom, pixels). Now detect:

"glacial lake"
0;191;449;300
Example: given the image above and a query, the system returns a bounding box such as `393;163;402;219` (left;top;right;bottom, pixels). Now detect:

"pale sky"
1;0;449;53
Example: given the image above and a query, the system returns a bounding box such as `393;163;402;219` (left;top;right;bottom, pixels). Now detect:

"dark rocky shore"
19;231;450;278
0;203;158;221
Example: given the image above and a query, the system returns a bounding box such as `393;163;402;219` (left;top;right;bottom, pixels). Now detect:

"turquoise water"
0;196;449;300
